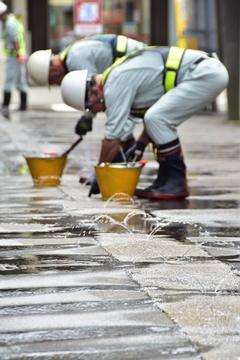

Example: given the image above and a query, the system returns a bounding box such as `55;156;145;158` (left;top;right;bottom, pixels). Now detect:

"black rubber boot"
144;145;168;190
135;140;189;199
3;91;11;107
1;92;11;119
19;92;27;110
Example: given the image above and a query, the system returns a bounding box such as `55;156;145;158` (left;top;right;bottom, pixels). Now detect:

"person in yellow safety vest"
0;2;28;119
27;35;147;183
60;46;229;199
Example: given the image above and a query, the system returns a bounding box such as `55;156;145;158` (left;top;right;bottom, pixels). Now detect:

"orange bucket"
94;163;143;200
24;154;67;186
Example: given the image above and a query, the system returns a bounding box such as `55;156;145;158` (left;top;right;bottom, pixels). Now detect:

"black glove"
125;141;147;162
88;175;100;197
75;115;93;136
122;135;135;153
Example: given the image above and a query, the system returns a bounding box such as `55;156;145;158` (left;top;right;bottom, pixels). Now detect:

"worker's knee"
144;108;167;129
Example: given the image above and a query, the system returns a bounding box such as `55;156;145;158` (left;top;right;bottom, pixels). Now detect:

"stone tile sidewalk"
0;87;239;359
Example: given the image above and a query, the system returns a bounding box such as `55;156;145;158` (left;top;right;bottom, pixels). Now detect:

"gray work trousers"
144;57;229;145
4;55;28;93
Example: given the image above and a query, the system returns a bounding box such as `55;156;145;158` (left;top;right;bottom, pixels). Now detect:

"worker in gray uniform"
27;35;147;142
0;2;28;119
60;46;229;199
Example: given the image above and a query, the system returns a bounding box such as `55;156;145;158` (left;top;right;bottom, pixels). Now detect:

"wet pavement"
0;87;240;360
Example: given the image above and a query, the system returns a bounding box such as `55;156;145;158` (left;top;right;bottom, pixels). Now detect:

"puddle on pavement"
0;255;116;275
150;223;240;239
1;208;239;279
191;188;233;196
137;197;239;211
92;210;240;238
0;326;197;360
92;210;240;273
0;297;152;316
0;325;174;344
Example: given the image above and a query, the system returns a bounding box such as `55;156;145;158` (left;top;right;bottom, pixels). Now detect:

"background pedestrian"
0;1;28;119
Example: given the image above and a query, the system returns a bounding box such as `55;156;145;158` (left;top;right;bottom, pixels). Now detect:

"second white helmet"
61;70;88;112
0;2;7;15
27;49;52;86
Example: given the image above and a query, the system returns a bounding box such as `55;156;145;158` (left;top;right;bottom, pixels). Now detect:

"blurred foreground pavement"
0;84;239;360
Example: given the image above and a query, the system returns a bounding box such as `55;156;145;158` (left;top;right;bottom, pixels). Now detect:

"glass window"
103;0;150;44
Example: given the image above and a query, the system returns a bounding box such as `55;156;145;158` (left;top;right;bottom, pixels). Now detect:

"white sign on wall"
74;0;102;36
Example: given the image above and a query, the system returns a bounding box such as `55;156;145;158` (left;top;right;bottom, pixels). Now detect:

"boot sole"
135;189;189;199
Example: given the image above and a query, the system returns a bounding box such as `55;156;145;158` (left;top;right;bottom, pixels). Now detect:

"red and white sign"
74;0;102;36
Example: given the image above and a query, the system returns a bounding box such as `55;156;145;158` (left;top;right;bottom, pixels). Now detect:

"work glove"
125;141;147;162
75;115;93;136
88;175;100;197
17;54;28;63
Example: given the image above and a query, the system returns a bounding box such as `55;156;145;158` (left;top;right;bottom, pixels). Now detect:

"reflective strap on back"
101;48;144;85
115;35;128;61
59;36;99;62
59;35;126;63
102;46;186;115
164;46;185;92
59;43;73;62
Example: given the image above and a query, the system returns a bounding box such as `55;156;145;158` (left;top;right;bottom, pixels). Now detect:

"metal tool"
61;136;83;157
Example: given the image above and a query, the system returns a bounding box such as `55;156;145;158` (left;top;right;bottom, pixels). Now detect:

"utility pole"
27;0;49;52
150;0;168;45
218;0;240;121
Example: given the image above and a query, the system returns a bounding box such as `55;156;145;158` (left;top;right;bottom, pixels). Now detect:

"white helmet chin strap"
85;80;104;110
85;109;95;117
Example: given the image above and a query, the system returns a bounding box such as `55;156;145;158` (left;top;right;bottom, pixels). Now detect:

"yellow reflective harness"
163;46;185;92
101;46;186;118
115;35;128;60
4;16;26;56
101;47;144;85
102;46;185;91
59;34;128;63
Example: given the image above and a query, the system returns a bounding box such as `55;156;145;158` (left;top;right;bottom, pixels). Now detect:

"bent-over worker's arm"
136;128;151;146
98;138;121;164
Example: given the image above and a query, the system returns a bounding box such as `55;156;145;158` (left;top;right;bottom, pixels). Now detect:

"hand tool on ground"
45;136;83;157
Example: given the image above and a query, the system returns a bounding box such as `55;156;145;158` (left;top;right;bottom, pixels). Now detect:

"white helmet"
0;2;7;15
27;49;52;86
61;70;88;112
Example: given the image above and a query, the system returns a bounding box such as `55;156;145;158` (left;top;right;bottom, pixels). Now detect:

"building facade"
48;0;151;52
3;0;239;120
4;0;219;54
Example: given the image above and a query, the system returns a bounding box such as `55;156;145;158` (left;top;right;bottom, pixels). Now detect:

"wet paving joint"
0;111;240;359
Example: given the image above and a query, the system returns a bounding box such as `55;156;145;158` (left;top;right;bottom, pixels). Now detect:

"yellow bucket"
24;154;67;186
94;163;143;200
